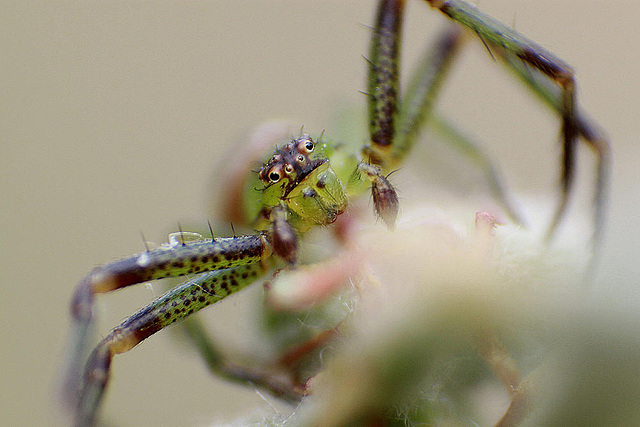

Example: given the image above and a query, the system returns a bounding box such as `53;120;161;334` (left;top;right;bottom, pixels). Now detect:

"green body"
244;135;365;236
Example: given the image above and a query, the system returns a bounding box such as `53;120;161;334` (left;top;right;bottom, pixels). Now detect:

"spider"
63;1;609;426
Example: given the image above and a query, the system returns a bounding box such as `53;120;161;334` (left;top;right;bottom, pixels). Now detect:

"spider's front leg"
65;234;272;426
358;0;409;229
76;264;265;427
70;234;269;323
365;0;462;170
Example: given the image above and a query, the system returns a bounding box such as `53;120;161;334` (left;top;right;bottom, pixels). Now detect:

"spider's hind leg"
178;313;310;404
424;0;610;244
496;44;611;255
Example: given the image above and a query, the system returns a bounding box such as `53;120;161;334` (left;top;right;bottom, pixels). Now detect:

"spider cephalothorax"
255;134;349;263
258;134;325;192
255;135;349;236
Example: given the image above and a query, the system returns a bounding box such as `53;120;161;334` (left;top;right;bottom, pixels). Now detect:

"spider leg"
64;234;271;425
423;0;609;245
428;114;528;226
394;23;527;226
498;50;610;260
74;264;266;427
475;327;533;426
178;316;308;403
364;2;525;226
364;1;464;170
391;26;463;167
365;0;404;167
359;0;410;228
71;234;269;324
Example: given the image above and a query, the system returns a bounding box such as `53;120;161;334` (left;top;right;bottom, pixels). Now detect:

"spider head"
257;134;348;230
258;134;326;194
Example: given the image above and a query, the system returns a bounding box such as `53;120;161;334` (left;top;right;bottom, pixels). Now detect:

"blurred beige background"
2;1;639;425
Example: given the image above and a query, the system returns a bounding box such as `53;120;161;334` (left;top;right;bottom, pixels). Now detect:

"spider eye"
296;155;305;163
304;141;314;152
269;171;281;182
284;164;294;174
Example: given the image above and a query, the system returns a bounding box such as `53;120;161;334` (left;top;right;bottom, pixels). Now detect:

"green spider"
64;1;609;426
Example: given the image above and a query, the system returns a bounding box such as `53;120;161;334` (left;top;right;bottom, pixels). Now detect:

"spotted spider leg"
366;0;609;244
364;0;526;225
66;234;271;426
